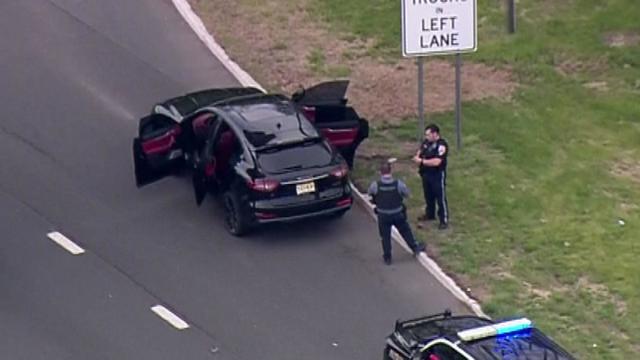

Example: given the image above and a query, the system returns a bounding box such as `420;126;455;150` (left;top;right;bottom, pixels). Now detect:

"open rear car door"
191;121;223;206
292;80;369;168
132;114;185;187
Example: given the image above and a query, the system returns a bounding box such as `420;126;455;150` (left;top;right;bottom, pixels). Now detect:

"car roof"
215;95;321;149
160;87;264;116
394;314;575;360
398;315;492;342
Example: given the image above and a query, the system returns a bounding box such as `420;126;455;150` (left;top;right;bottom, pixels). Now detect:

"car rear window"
256;140;333;173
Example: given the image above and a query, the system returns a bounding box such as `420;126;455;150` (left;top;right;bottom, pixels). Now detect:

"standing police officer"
368;161;424;265
413;124;449;230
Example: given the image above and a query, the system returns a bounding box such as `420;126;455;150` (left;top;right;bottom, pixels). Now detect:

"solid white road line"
172;0;264;91
47;231;85;255
351;187;487;318
151;305;190;330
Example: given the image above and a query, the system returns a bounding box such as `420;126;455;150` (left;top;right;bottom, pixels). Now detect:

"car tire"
223;190;249;236
382;346;393;360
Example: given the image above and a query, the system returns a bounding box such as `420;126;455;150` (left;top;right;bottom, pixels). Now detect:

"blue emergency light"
457;318;532;342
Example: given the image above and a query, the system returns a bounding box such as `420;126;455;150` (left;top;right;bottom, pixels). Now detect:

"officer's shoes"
438;223;449;230
413;245;425;256
383;256;392;265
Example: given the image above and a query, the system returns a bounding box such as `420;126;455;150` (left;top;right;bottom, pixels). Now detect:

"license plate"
296;181;315;195
168;149;183;160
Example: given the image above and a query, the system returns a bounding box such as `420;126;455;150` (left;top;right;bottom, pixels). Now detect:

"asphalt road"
0;0;467;359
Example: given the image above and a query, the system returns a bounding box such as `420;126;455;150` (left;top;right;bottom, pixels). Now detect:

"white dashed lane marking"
151;305;190;330
47;231;85;255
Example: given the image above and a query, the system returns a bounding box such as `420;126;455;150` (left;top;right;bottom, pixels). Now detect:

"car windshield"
256;139;333;173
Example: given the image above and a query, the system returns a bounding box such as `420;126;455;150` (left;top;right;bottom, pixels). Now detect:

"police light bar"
457;318;532;342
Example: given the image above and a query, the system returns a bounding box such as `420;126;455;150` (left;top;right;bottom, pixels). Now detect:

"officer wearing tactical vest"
413;124;449;230
368;160;425;265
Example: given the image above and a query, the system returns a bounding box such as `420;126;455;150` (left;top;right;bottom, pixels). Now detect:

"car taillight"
248;178;280;192
330;164;349;178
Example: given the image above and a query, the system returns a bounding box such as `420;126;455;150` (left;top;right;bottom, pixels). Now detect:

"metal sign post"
455;53;462;150
507;0;517;34
401;0;477;149
418;57;425;142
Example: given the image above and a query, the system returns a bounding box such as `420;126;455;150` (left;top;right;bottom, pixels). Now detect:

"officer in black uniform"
413;124;449;229
368;161;424;265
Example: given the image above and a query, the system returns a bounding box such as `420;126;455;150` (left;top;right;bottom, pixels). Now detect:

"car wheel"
382;346;393;360
223;190;249;236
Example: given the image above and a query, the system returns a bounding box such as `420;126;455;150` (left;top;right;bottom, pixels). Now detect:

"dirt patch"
357;141;421;172
520;280;553;301
481;260;556;302
454;273;492;303
619;202;638;216
611;158;640;183
348;61;515;121
574;277;627;316
583;81;609;91
529;287;552;300
189;0;516;122
603;31;640;48
555;55;609;77
358;140;419;159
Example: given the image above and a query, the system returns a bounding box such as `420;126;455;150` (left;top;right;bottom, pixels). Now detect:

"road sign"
401;0;477;57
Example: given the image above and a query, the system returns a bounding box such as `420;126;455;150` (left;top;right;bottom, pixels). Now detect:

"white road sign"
402;0;477;57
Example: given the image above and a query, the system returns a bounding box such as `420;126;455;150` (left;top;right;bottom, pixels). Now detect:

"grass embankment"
313;0;640;358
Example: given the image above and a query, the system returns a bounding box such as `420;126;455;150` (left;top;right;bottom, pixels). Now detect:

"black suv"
384;311;575;360
132;82;368;235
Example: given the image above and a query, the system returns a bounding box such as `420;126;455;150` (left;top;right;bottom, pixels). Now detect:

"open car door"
133;114;185;187
292;80;369;168
192;158;213;206
191;124;221;206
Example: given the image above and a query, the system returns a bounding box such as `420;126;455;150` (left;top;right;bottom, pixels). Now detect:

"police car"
384;310;575;360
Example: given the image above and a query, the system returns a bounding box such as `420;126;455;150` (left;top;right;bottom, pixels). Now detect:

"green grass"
307;48;352;77
307;48;327;73
316;0;640;358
